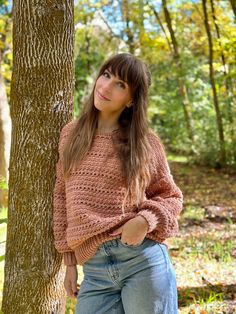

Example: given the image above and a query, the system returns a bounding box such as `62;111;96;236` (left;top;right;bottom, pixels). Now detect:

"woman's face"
94;67;133;114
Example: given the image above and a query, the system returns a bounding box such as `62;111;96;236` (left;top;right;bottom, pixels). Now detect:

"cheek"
95;78;100;88
115;91;129;101
95;76;104;88
113;94;128;107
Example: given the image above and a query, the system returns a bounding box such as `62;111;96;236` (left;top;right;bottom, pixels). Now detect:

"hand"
109;216;149;246
64;265;79;298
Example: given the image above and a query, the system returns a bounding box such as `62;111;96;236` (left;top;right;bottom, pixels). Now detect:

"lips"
96;90;110;101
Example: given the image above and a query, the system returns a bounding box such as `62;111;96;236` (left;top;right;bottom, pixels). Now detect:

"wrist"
66;265;77;268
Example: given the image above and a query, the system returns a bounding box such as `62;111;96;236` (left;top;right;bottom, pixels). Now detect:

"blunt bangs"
99;54;143;95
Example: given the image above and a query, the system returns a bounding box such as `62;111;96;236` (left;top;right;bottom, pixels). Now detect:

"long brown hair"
62;52;155;211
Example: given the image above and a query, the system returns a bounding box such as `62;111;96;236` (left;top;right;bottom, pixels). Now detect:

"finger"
66;289;74;298
64;281;74;298
66;287;74;298
72;282;78;296
109;226;123;235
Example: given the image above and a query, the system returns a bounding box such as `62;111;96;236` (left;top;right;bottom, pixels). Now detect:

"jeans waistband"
102;238;120;248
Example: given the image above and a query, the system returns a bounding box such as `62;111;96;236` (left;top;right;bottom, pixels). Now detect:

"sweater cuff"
136;210;159;233
63;251;77;266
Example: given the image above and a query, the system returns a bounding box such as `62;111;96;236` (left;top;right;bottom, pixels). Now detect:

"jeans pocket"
119;237;146;248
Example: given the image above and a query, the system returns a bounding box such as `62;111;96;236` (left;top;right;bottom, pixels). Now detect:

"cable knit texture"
53;119;183;266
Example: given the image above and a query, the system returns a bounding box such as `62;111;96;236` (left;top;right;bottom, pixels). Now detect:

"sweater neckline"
95;128;120;137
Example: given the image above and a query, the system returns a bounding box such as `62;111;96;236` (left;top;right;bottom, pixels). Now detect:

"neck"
97;121;119;132
97;126;119;132
97;112;120;132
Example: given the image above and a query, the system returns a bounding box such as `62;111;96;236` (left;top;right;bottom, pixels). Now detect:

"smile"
96;90;110;101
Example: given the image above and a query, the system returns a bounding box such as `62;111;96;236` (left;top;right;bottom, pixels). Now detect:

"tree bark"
1;0;74;313
202;0;226;166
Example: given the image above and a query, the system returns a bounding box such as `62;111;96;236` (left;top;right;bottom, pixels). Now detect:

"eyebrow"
106;68;128;84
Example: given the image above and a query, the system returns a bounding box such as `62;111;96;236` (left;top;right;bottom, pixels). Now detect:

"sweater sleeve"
52;123;77;266
136;132;183;240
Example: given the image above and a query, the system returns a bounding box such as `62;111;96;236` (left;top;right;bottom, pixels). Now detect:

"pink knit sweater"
53;119;183;266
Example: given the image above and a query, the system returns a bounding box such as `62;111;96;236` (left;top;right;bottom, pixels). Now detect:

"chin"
94;100;102;110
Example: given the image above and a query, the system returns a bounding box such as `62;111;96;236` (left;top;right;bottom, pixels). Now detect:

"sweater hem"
70;232;174;266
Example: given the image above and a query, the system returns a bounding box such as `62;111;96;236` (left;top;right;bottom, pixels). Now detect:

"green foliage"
0;176;7;190
0;0;12;99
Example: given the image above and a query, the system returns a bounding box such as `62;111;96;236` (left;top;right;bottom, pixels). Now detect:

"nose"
100;77;114;94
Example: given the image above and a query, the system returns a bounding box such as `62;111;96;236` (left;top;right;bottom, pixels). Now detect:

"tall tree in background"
160;0;195;145
229;0;236;22
138;0;145;48
202;0;226;166
121;0;135;53
1;0;74;312
210;0;236;162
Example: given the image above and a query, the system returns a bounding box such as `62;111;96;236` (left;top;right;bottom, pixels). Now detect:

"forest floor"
169;160;236;314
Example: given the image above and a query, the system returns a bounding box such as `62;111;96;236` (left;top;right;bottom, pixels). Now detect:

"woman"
53;52;183;314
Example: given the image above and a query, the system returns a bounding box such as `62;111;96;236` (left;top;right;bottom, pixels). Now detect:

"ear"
126;101;133;108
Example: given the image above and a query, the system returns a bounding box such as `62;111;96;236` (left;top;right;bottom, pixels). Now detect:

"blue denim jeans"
75;237;178;314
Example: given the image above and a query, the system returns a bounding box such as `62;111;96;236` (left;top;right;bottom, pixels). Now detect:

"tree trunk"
229;0;236;22
121;0;135;53
202;0;226;166
1;1;74;313
210;0;236;163
161;0;195;145
138;0;145;48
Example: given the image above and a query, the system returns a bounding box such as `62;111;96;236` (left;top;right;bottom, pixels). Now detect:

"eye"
117;82;126;89
102;71;110;78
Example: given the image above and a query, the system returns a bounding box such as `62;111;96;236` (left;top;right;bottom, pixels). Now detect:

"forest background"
0;0;235;313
